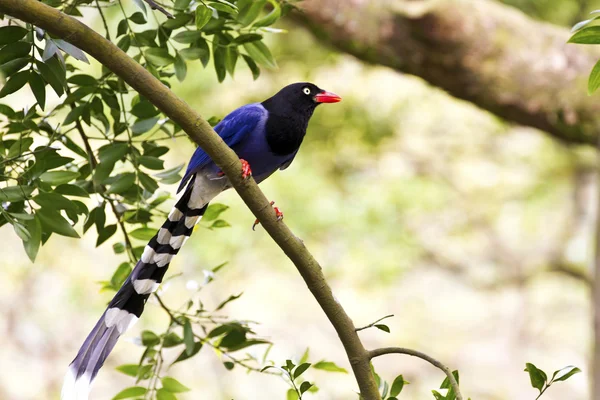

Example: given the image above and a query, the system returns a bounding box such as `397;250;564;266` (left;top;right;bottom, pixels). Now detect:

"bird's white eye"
303;87;311;95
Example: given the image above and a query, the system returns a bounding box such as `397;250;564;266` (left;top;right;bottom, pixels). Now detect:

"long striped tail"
62;177;206;400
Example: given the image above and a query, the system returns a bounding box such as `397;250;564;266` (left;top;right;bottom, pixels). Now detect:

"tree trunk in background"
294;0;600;146
295;0;600;397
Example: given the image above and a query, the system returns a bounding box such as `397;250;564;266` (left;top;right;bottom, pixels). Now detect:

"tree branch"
369;347;463;400
142;0;173;19
0;0;382;397
294;0;600;146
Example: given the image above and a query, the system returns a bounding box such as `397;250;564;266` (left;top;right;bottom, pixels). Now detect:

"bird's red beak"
314;90;342;103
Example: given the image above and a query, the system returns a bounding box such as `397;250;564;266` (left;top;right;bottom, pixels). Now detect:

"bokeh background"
1;0;599;399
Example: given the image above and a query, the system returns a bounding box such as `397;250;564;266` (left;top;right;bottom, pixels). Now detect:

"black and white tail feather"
62;175;212;400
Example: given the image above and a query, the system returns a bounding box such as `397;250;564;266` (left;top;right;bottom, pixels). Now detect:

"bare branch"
142;0;173;19
368;347;463;400
355;314;394;332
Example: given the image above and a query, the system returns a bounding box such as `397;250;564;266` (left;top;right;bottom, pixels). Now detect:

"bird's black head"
261;82;341;155
262;82;341;117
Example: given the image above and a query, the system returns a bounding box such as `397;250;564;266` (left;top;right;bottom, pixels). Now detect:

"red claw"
240;159;252;180
252;201;284;231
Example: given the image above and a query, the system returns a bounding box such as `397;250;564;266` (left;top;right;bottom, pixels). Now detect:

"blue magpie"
61;82;341;399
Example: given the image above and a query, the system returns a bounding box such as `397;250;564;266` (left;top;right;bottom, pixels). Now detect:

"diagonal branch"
369;347;463;400
0;0;383;397
142;0;174;19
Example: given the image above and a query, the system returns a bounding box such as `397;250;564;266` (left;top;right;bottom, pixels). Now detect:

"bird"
61;82;341;400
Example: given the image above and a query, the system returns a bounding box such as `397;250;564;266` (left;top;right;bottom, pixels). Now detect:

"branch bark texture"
0;0;384;397
294;0;600;145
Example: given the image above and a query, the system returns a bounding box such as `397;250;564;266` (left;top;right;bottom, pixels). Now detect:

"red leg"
252;201;284;231
240;159;252;180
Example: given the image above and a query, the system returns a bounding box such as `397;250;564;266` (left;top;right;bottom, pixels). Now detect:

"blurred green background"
1;0;599;399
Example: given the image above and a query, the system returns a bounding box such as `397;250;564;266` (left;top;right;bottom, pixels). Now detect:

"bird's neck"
262;100;313;156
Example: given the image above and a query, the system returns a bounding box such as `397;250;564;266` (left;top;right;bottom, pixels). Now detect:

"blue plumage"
62;83;341;400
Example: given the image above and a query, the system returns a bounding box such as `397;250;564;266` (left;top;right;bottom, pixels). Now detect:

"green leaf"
156;389;177;400
0;185;35;202
173;341;202;364
0;26;28;45
110;262;131;288
0;41;31;65
237;0;266;26
183;319;195;356
113;242;126;254
312;361;347;373
63;105;86;125
115;364;139;377
106;173;136;194
93;161;115;185
163;332;183;347
131;101;159;119
67;74;97;86
569;26;600;44
552;366;581;382
23;215;42;262
224;46;238;77
141;330;160;346
390;375;407;397
144;48;175;66
293;363;311;380
210;1;237;14
39;171;80;185
203;203;228;221
29;71;46;110
7;137;34;158
54;184;89;198
286;389;299;400
253;1;280;27
33;192;78;212
154;163;184;180
37;208;79;238
0;70;29;98
299;381;313;394
524;363;547;392
0;57;29;78
13;221;31;241
174;53;187;82
99;143;129;164
233;33;263;45
162;377;190;393
375;324;390;333
112;386;147;399
132;117;159;135
179;47;208;61
173;31;204;44
139;172;159;193
196;6;212;30
590;59;600;95
130;227;156;240
242;54;260;80
130;11;147;24
138;156;164;170
36;60;64;97
96;224;117;246
210;219;230;229
243;41;277;69
174;0;192;10
163;13;192;29
439;370;459;400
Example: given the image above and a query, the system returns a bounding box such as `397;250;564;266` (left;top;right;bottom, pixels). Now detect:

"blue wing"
177;103;267;192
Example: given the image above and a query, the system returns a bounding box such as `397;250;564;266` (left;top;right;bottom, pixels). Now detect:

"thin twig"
142;0;174;18
355;314;394;332
368;347;463;400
